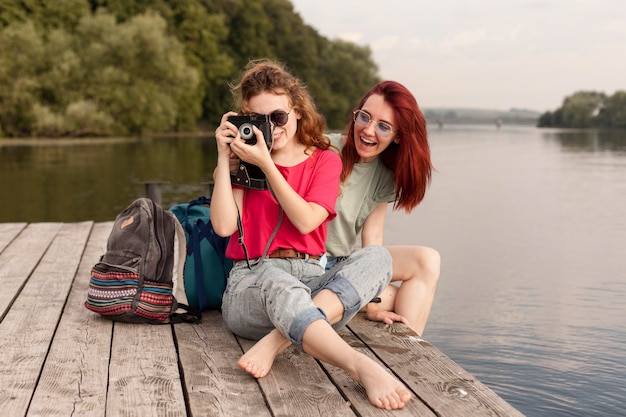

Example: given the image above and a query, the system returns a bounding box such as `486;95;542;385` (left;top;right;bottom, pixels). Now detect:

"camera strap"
236;185;283;270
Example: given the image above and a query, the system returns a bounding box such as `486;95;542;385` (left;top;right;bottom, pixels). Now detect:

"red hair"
342;81;432;212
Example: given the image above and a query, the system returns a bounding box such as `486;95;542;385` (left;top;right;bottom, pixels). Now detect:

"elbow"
293;217;324;235
211;221;237;238
213;227;232;238
295;224;317;235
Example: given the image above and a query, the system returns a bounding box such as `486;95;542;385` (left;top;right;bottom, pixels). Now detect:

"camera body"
227;114;272;190
228;114;273;148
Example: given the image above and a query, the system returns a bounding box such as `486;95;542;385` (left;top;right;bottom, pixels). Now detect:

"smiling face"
246;91;299;152
352;93;397;162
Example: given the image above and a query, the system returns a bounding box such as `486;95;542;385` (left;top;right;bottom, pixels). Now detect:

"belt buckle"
297;251;310;260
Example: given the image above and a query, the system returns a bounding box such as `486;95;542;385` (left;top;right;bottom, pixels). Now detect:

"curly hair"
231;59;329;151
342;81;433;212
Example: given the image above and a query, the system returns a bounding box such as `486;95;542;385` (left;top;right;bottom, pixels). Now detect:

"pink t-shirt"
226;148;342;260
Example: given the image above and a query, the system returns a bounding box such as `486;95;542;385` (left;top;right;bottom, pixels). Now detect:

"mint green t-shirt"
325;133;396;257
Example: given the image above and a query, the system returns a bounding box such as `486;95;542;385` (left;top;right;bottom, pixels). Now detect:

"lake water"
1;126;625;416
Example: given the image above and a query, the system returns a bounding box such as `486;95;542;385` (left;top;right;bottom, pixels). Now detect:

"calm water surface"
1;126;625;416
386;125;626;417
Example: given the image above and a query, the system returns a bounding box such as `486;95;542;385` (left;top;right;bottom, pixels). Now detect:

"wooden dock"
0;222;525;416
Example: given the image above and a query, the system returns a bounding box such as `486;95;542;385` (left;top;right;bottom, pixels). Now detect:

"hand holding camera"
223;114;274;190
228;114;273;148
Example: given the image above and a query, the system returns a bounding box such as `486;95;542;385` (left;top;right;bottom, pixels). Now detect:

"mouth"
359;136;377;147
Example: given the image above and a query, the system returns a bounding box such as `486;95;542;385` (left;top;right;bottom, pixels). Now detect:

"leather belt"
268;249;320;261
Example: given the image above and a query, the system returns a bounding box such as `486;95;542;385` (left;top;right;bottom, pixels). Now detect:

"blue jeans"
221;245;392;351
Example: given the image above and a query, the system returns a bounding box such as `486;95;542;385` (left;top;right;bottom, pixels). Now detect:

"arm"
361;202;388;247
211;112;245;237
264;163;330;234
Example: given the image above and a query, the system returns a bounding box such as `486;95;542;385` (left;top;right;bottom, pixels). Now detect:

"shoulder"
325;132;345;152
313;147;342;168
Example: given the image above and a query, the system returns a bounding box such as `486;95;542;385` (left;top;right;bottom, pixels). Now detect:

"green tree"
226;0;274;69
0;0;383;136
0;0;89;30
317;39;380;128
168;1;234;123
0;11;200;136
0;21;44;136
74;11;200;135
560;91;606;128
87;0;172;22
91;0;236;124
537;111;553;127
596;90;626;128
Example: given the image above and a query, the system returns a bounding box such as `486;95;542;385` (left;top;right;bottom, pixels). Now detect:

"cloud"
603;18;626;33
290;0;626;110
435;28;489;59
370;36;401;52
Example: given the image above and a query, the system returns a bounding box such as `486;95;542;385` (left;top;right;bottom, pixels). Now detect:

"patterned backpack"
84;198;202;324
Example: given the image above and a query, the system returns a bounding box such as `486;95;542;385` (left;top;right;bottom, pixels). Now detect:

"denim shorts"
221;245;392;351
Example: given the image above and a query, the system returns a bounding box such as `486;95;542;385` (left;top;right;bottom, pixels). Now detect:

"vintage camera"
227;114;273;190
228;114;273;148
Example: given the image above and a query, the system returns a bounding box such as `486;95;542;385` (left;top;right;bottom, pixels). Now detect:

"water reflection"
0;135;219;222
540;128;626;153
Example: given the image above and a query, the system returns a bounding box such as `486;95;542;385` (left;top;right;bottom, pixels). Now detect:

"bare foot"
350;353;412;410
238;329;291;378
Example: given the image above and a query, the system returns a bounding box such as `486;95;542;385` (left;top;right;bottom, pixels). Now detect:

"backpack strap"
182;196;214;311
169;302;202;323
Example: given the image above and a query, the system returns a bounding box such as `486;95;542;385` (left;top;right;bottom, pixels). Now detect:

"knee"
410;247;441;285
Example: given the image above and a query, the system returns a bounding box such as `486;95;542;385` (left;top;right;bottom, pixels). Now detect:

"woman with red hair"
325;80;440;336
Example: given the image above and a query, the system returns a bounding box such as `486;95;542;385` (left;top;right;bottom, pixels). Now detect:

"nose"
362;121;377;136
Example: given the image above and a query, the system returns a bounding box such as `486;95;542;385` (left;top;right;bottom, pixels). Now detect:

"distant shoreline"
423;107;540;126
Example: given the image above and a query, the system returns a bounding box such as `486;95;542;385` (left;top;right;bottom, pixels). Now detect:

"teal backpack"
169;197;233;311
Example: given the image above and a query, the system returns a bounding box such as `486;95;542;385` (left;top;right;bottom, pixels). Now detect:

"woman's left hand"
365;305;411;328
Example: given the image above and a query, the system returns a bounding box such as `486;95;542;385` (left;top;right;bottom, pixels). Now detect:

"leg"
239;246;392;378
384;246;441;335
238;288;344;377
301;319;411;410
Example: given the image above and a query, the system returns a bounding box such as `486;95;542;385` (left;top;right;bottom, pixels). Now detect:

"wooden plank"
0;220;526;417
175;311;272;417
347;314;526;417
238;337;357;417
28;222;114;417
0;222;93;417
106;323;186;416
323;325;437;417
0;223;63;320
0;222;26;253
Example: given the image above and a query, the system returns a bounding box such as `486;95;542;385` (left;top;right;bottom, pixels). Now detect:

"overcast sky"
290;0;625;112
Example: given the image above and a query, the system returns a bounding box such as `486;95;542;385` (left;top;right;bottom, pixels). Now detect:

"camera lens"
239;123;254;140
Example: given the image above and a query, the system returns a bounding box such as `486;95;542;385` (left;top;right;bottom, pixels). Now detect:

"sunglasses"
353;109;394;137
269;109;291;127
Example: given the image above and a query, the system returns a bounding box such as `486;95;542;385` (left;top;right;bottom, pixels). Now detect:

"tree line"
538;90;626;129
0;0;380;137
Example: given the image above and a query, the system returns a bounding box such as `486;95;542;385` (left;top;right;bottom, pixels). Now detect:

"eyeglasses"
269;109;291;127
353;110;394;137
